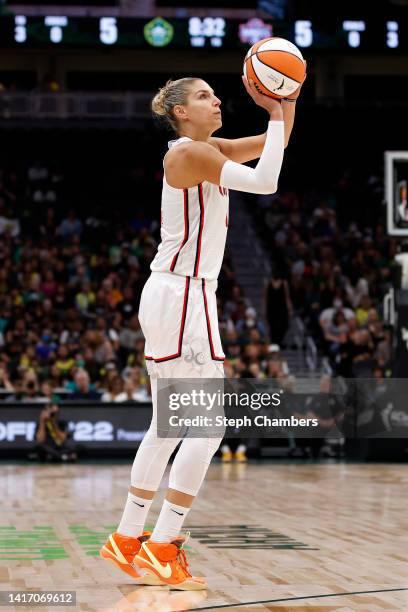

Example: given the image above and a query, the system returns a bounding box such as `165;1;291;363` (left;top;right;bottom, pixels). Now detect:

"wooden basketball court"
1;461;407;611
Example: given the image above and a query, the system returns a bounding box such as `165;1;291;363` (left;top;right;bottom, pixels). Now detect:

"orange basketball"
243;37;306;99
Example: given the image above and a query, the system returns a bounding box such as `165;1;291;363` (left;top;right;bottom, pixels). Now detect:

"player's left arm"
210;72;306;163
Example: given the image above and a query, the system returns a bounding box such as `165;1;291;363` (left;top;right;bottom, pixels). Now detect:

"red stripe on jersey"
170;189;189;272
202;278;225;361
193;184;205;278
144;276;190;363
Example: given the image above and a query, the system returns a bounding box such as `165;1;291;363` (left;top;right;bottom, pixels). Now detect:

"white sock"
117;492;153;538
236;444;247;453
150;499;190;543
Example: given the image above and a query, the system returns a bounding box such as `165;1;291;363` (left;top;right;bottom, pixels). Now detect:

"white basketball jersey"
150;136;229;281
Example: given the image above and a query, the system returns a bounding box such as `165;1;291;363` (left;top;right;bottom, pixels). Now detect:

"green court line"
186;587;408;611
0;526;68;560
2;523;303;560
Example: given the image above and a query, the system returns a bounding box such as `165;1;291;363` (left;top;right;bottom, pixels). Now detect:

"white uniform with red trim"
138;136;229;379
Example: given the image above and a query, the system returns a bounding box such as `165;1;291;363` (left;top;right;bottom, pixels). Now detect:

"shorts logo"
184;346;206;366
183;338;210;370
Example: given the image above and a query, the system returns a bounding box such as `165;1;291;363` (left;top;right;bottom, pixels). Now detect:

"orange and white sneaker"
133;534;206;590
100;531;150;579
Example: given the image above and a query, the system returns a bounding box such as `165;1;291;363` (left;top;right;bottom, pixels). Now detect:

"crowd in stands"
252;169;395;379
0;152;395;405
0;158;281;403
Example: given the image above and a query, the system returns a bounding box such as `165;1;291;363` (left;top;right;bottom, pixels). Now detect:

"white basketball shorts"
138;271;225;379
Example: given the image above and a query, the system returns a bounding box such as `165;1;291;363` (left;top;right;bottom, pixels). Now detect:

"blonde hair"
151;77;198;133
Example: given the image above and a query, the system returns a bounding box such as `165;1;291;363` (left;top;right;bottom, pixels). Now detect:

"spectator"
95;316;120;352
119;315;145;355
75;281;95;313
86;330;115;365
324;310;349;361
0;362;14;394
375;326;392;368
119;286;137;320
19;371;41;402
0;210;20;237
34;403;77;462
235;307;267;342
355;295;373;327
265;271;293;345
264;344;289;380
39;380;59;403
101;375;124;402
55;345;75;378
70;369;101;400
57;209;83;238
115;372;149;403
319;298;356;334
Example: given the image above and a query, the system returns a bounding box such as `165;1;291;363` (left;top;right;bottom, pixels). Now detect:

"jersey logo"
219;186;228;197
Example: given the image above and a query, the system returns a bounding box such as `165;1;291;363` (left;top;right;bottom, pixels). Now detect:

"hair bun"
151;80;173;116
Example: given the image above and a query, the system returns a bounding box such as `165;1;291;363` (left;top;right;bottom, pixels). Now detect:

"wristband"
283;97;297;103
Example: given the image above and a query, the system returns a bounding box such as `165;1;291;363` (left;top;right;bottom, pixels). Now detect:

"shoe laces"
175;531;191;577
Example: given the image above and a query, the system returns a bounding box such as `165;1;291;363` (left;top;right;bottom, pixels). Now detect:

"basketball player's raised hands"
242;59;307;109
242;76;283;121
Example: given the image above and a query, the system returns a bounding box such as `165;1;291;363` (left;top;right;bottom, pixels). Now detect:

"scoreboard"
0;15;406;51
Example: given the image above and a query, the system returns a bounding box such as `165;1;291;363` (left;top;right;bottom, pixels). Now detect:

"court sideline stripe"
185;586;408;611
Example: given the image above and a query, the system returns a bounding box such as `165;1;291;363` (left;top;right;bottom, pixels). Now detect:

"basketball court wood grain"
0;462;407;611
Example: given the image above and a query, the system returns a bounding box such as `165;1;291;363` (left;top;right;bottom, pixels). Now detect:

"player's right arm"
165;97;285;195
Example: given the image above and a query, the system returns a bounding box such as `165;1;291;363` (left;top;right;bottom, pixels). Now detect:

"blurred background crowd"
0;146;395;406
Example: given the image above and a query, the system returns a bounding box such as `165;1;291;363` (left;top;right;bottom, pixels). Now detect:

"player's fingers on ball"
242;76;251;93
248;79;258;96
242;76;251;92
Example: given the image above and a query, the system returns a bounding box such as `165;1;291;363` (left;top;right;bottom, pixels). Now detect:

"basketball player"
101;74;304;589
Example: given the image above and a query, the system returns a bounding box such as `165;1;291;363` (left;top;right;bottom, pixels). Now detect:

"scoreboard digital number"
0;15;405;51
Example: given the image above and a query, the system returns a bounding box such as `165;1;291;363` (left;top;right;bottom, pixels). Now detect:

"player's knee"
207;436;223;459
